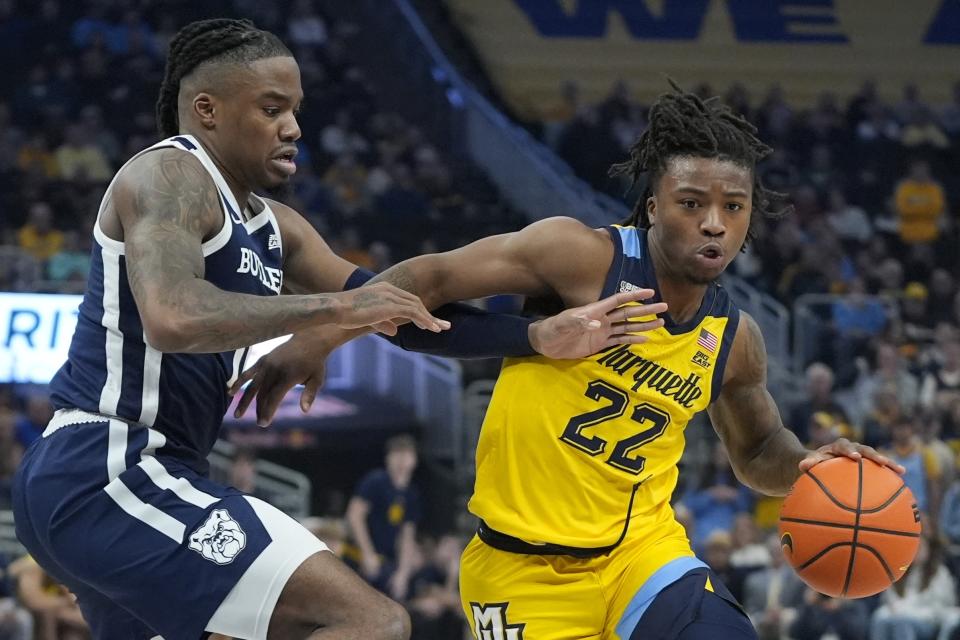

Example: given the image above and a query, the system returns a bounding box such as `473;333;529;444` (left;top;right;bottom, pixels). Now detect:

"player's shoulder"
724;310;766;387
113;146;211;197
523;216;611;243
512;216;613;266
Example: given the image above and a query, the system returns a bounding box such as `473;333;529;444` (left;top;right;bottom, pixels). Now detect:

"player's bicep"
395;217;610;306
113;151;221;340
267;200;357;294
708;313;784;469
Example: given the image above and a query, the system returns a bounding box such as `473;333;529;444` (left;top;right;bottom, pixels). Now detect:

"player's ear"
193;93;216;130
646;195;657;224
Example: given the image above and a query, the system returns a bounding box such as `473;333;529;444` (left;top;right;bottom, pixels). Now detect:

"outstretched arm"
112;151;441;353
708;313;901;496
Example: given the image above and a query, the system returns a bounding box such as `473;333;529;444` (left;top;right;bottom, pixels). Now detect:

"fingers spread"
609;302;668;320
610;319;665;335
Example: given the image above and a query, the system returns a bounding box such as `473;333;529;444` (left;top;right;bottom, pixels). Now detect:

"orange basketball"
778;456;922;598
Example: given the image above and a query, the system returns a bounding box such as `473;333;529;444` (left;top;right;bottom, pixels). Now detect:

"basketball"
778;456;922;598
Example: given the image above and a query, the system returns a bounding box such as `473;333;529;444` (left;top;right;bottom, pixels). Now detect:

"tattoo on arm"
370;263;420;295
709;314;807;496
121;152;338;353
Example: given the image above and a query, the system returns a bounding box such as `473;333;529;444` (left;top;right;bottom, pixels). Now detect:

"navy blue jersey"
49;135;284;471
354;469;422;561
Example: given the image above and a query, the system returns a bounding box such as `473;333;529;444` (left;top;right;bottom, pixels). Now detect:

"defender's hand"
228;331;334;427
529;289;667;359
332;283;450;335
798;438;905;474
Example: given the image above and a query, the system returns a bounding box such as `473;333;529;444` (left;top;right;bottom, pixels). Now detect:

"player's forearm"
736;426;811;496
148;279;340;353
369;258;447;309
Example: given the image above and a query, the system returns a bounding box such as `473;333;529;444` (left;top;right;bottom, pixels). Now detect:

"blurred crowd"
0;0;524;294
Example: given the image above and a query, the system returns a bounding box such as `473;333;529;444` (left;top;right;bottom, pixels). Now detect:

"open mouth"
701;247;721;259
270;150;298;176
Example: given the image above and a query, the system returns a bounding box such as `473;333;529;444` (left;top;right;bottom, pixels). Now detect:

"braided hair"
609;80;787;246
156;19;291;138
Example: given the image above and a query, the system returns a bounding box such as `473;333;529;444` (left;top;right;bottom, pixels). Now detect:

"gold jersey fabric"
468;225;740;550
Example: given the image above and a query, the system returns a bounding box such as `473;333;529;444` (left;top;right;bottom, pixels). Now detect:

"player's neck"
648;239;708;325
189;132;252;210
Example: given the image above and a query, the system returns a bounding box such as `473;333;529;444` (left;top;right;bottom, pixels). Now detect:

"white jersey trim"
98;249;124;416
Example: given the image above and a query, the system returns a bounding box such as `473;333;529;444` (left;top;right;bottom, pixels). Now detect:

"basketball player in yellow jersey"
240;85;903;638
360;85;904;640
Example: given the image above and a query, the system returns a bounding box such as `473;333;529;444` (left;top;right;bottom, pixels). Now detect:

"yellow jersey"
469;225;740;549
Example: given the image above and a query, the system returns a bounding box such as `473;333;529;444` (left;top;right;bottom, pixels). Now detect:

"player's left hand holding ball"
798;438;905;474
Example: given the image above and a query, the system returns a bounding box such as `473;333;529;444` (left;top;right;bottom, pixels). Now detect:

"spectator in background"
13;394;53;450
323;153;368;215
333;226;375;271
16;133;59;180
832;277;889;384
884;417;944;518
407;535;465;640
776;244;831;302
46;230;91;291
78;104;121;166
900;107;951;152
788;362;850;445
287;0;329;48
9;555;88;640
0;550;32;640
870;532;957;640
17;202;62;264
680;442;752;554
928;269;957;326
855;342;920;419
902;282;937;351
54;123;112;183
790;588;869;640
729;513;770;570
743;533;805;640
922;340;960;414
345;435;422;602
0;409;22;510
861;384;902;449
894;159;946;248
825;187;872;247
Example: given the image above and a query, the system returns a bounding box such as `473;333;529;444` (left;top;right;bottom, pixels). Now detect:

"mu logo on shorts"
470;602;525;640
189;509;247;565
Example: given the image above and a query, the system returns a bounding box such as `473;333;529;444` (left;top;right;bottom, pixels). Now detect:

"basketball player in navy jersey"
13;18;664;640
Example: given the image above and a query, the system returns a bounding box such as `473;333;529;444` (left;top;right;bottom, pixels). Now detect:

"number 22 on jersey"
559;379;670;475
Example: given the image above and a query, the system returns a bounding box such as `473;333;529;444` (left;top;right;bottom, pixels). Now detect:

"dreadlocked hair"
156;18;291;138
609;80;788;247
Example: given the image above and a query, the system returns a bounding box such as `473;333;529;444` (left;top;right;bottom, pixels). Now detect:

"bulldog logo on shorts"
188;509;247;565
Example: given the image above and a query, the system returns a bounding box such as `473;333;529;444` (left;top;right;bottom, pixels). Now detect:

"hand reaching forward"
332;283;450;335
529;288;667;359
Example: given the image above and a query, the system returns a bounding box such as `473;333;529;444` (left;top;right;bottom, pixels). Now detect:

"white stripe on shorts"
106;419;128;481
205;497;327;640
104;479;185;543
138;457;218;509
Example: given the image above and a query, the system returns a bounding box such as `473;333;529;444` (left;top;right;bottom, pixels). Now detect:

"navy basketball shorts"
12;409;328;640
632;568;758;640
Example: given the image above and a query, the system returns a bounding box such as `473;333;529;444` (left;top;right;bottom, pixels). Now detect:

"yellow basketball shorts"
460;524;709;640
